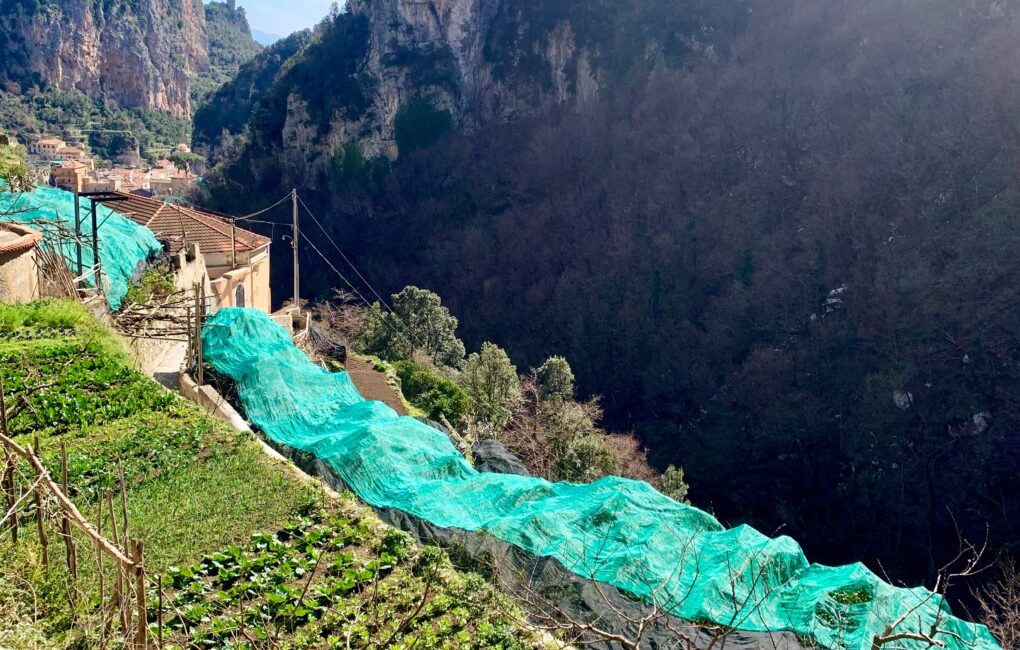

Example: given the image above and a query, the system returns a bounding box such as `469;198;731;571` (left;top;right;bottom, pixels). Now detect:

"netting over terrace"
0;186;161;309
202;307;1001;650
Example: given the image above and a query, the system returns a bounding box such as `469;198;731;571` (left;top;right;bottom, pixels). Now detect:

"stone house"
95;192;272;313
0;223;42;303
31;137;68;157
50;161;89;192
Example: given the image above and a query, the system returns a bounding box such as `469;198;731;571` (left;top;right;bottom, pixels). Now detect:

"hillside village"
1;158;1012;649
22;134;199;197
0;178;542;648
1;0;1019;647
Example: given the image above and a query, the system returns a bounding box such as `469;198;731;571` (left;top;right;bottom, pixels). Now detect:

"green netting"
202;307;1001;650
0;186;161;309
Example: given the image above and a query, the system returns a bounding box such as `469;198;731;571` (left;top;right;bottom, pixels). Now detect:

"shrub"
461;342;521;427
394;360;471;424
661;465;690;504
556;435;618;483
536;356;575;401
123;262;176;307
358;286;465;368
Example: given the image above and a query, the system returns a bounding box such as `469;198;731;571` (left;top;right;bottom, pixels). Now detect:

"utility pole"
292;189;300;315
73;191;83;278
90;198;101;296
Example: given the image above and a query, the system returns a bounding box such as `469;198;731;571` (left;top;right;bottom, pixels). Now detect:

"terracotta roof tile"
96;192;270;256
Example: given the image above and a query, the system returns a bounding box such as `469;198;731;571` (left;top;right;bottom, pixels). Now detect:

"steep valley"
196;0;1020;601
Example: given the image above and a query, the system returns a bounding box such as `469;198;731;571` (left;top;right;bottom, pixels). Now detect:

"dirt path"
345;357;407;415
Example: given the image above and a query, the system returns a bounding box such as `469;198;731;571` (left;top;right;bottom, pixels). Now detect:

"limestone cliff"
198;0;745;172
338;0;605;158
0;0;209;118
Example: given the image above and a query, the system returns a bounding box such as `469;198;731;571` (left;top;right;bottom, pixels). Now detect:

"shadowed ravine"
202;307;1000;650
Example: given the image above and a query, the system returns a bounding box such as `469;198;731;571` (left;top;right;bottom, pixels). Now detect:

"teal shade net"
202;307;1001;650
0;186;161;309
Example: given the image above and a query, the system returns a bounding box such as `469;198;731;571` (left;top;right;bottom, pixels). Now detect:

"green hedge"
393;361;470;424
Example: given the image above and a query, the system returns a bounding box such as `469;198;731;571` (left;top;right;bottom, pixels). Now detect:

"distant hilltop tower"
227;0;236;9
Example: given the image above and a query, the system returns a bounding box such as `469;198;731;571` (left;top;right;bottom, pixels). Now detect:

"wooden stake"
97;490;106;607
157;574;163;649
32;436;49;570
197;284;205;386
106;488;129;639
0;429;134;566
60;442;77;580
192;288;202;384
185;305;193;373
0;376;17;543
117;470;132;643
2;450;16;543
118;462;129;550
133;539;147;649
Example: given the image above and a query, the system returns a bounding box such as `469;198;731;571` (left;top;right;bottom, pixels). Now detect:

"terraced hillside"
0;301;533;649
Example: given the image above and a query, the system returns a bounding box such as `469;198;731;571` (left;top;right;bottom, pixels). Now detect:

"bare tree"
866;533;992;650
973;560;1019;650
483;521;793;650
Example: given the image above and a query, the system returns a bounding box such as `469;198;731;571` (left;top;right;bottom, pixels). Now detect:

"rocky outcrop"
201;0;735;169
338;0;603;157
0;0;209;118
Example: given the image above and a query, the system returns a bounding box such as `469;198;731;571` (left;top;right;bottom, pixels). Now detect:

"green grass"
0;299;90;333
0;301;535;648
125;444;313;574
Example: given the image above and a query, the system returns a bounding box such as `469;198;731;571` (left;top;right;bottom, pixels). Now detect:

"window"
234;283;246;308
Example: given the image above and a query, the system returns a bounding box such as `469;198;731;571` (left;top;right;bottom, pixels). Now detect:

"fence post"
0;376;17;543
134;539;147;649
197;284;205;386
32;436;49;569
60;442;77;582
118;465;131;642
157;574;164;649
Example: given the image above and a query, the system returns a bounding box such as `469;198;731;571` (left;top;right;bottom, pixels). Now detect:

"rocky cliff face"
340;0;605;158
0;0;209;118
199;0;744;173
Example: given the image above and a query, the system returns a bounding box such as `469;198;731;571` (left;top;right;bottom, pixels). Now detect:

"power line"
232;192;294;223
296;194;428;351
297;195;395;313
298;229;417;349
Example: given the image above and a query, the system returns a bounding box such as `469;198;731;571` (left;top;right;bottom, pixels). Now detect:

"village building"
95;192;272;313
56;145;94;169
31;137;68;157
0;222;42;303
146;159;197;197
50;160;89;192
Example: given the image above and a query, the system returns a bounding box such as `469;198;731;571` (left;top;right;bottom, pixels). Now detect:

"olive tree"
359;286;466;367
536;356;575;401
461;342;521;427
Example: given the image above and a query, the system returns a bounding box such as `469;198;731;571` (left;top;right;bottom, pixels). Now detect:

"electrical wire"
297;194;429;351
297;195;396;314
298;230;418;348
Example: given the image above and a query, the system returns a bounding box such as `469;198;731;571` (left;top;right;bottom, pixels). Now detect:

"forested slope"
198;0;1020;597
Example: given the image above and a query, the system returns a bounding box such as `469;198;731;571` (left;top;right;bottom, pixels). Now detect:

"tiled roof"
55;161;88;170
95;192;270;256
